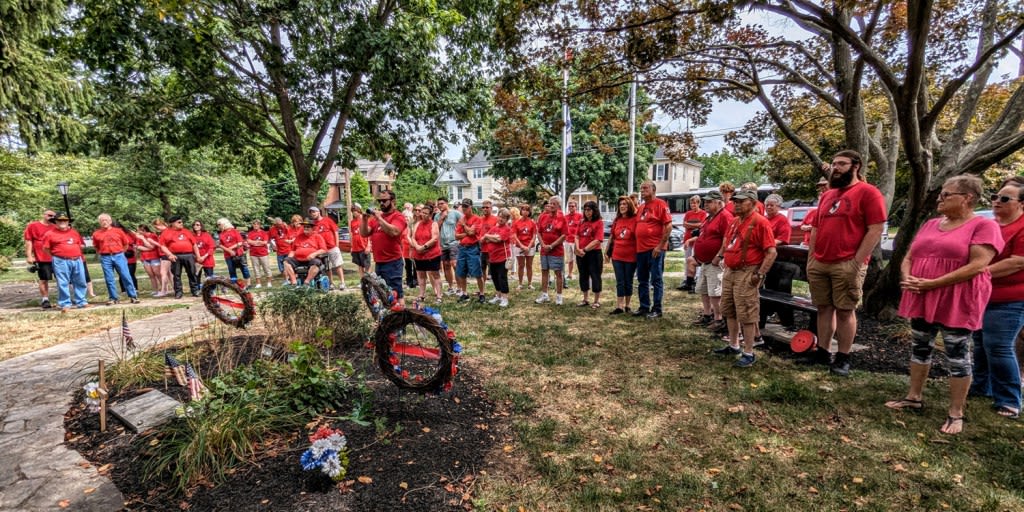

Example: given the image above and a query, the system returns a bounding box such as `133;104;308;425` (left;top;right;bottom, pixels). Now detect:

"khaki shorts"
325;247;344;269
512;245;536;258
696;263;723;298
720;266;760;324
807;257;867;310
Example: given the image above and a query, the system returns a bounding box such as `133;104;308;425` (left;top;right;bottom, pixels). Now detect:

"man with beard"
24;209;56;308
361;189;408;305
804;150;887;376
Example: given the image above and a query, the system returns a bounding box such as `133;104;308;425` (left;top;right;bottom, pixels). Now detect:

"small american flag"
185;363;207;400
121;311;136;351
165;352;187;386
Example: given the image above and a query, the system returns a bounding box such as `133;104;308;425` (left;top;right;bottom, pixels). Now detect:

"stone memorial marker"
109;390;181;432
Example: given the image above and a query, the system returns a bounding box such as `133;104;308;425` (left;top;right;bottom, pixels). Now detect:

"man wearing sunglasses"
24;209;57;308
360;190;408;305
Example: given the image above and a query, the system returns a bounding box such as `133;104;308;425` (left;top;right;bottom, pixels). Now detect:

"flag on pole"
121;311;135;351
563;47;573;156
165;351;187;387
564;106;573;155
185;363;207;400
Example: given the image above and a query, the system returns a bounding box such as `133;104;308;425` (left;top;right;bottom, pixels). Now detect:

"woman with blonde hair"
152;219;173;296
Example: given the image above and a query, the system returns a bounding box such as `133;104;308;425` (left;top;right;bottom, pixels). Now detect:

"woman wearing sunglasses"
970;176;1024;420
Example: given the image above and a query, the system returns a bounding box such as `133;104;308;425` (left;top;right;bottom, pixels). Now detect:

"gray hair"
216;218;234;230
765;194;783;205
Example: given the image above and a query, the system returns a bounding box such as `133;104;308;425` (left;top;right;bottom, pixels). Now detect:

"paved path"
0;304;213;511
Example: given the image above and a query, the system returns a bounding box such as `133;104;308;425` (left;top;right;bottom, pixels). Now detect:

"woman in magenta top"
971;176;1024;419
604;196;638;315
574;200;605;308
481;208;513;307
409;203;443;304
512;204;538;290
887;175;1004;435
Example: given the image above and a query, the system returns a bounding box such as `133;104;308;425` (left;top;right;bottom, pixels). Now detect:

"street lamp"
56;181;71;220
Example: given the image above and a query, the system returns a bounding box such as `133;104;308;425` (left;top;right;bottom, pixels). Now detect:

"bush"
0;216;21;258
259;287;372;350
106;352;166;391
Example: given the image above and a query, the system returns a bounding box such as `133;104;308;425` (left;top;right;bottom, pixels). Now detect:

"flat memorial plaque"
108;390;182;432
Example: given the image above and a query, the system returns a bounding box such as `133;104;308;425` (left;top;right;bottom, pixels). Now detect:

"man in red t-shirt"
711;190;777;367
360;190;408;304
679;195;709;292
348;204;371;276
269;217;293;276
688;190;734;331
284;220;328;286
478;200;498;282
453;198;485;303
309;206;346;290
535;197;567;305
158;216;202;298
634;181;673;318
764;194;792;246
93;213;139;305
42;213;90;311
247;219;272;288
563;201;583;282
24;209;56;308
805;150;888;375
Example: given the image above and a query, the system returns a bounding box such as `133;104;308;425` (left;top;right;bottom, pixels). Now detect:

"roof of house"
653;146;704;168
326;159;396;185
435;150;490;187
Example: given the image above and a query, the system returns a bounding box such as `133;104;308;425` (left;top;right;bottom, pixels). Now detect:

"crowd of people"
21;150;1024;434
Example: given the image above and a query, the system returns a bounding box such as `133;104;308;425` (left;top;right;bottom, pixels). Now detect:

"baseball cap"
167;215;183;223
352;202;363;212
732;190;758;201
308;206;320;213
460;198;473;208
301;218;316;226
53;212;71;221
702;190;724;201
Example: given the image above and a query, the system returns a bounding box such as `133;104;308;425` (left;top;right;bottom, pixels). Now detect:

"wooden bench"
759;245;817;333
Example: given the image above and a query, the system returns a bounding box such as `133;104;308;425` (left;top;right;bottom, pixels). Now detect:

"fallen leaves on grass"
357;476;373;484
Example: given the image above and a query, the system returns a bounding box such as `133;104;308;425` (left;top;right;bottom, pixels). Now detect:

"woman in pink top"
409;203;443;304
886;175;1004;435
605;196;638;315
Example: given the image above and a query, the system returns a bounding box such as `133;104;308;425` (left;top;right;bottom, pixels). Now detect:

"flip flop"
940;415;965;435
995;406;1020;419
884;398;924;411
576;301;590;307
590;302;601;309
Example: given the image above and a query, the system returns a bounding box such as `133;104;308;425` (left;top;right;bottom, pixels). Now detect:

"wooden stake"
98;360;109;433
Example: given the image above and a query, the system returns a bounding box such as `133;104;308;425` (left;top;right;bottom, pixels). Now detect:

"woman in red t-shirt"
135;225;164;296
409;203;443;304
574;200;605;308
152;219;174;296
481;208;513;307
605;196;638;314
512;203;538;290
192;220;217;280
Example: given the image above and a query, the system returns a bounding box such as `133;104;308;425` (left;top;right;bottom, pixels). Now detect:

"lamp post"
56;182;71;220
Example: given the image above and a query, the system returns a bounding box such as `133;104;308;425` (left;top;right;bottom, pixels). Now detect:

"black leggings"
488;262;509;294
404;258;417;286
576;249;603;293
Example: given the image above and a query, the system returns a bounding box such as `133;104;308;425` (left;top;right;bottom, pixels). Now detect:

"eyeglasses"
377;199;392;204
939;192;968;199
991;194;1020;203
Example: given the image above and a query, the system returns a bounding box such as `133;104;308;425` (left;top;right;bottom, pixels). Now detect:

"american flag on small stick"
121;311;136;352
185;363;207;401
164;351;187;387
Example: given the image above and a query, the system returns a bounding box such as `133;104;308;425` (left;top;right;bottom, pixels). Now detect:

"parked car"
603;219;683;251
338;226;352;253
786;206;816;245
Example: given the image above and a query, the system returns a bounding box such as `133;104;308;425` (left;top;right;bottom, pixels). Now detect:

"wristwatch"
755;271;765;278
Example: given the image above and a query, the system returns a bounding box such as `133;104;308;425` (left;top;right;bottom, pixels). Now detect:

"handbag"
504;240;514;270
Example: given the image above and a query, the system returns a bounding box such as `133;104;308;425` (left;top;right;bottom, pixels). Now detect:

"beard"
829;169;854;189
380;203;394;213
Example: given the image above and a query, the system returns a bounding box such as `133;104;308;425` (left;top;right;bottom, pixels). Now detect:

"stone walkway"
0;304;213;512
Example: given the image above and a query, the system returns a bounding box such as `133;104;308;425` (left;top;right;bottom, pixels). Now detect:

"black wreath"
373;308;455;392
359;273;392;322
201;277;256;328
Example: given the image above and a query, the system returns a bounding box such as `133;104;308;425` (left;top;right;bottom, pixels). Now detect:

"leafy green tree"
696;150;765;189
75;0;496;210
0;0;87;151
393;168;442;208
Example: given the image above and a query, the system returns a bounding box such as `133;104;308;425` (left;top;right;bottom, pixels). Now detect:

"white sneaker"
535;293;550;304
516;284;523;291
499;298;509;307
254;284;262;289
488;296;501;304
528;284;535;290
555;294;563;305
266;282;273;288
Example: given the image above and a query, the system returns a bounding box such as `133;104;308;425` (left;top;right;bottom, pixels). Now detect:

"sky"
444;9;1021;163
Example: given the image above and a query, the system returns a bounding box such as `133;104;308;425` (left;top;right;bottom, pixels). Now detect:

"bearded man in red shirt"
24;209;56;308
805;150;887;376
158;216;202;298
360;190;409;305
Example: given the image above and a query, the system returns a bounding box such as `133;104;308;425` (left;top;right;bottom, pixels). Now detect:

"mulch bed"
64;335;509;511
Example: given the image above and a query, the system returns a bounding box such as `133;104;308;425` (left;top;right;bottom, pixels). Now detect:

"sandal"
940;415;965;435
884;398;924;411
576;301;590;307
995;406;1020;419
590;302;601;309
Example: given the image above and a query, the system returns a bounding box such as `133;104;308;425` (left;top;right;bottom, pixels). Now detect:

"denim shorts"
455;244;482;278
376;258;404;298
540;255;564;271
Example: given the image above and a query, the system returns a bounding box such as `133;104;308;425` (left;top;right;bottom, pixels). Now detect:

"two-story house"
433;150;501;206
323;158;397;213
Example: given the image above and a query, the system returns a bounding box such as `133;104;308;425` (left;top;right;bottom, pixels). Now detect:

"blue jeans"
612;260;636;298
225;255;250;282
635;250;665;312
52;256;88;308
376;259;404;298
971;301;1024;412
100;252;137;301
276;254;287;273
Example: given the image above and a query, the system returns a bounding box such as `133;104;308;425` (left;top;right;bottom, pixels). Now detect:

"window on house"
477;186;483;200
457;187;463;200
472;168;487;179
450;186;455;199
655;164;668;181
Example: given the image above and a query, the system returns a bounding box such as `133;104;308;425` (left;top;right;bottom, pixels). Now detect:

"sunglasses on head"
991;194;1019;203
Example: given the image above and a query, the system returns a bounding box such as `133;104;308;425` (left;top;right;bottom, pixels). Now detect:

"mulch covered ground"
64;336;511;511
